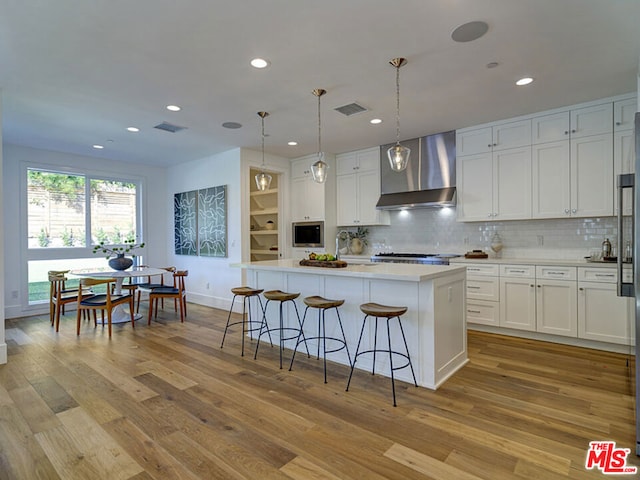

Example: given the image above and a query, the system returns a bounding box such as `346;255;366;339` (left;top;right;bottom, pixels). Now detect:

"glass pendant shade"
311;88;328;184
311;153;328;184
388;57;410;173
254;111;272;191
387;143;411;172
255;171;272;191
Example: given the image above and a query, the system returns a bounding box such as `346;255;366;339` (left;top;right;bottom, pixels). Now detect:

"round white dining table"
70;266;168;323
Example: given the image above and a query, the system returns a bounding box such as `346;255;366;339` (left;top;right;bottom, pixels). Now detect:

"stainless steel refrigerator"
617;111;640;456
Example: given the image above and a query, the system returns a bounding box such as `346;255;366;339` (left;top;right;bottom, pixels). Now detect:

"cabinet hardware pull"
487;144;492;148
537;285;541;288
571;209;577;214
468;268;481;272
547;271;565;275
571;129;576;133
530;284;535;287
564;131;569;135
564;209;570;214
595;273;615;278
579;287;584;291
616;121;622;126
468;310;481;314
510;270;525;273
467;286;481;289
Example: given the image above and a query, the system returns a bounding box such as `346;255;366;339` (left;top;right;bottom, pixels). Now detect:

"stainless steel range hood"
376;130;456;209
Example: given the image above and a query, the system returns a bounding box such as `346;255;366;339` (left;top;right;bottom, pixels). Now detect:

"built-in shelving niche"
249;168;280;261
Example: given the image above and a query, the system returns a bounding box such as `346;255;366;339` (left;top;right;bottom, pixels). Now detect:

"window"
26;168;142;305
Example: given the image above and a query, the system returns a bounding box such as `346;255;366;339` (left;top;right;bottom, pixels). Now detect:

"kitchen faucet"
336;230;349;260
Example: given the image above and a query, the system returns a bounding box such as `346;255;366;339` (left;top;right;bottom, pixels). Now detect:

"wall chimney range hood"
376;130;456;209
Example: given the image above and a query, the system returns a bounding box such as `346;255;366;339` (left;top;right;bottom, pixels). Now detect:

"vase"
108;254;133;271
350;237;364;255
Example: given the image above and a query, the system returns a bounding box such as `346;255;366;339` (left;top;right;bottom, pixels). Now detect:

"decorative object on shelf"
490;232;503;257
255;111;272;191
265;220;275;230
310;88;328;184
387;57;410;172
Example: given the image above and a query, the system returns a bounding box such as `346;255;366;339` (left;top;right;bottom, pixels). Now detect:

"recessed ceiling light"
127;126;140;132
92;144;104;149
222;122;242;129
250;58;270;69
370;118;382;124
287;141;298;146
486;62;499;69
166;105;181;112
516;77;534;86
451;21;489;43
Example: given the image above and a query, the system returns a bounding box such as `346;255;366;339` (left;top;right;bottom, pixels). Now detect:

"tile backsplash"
360;208;627;260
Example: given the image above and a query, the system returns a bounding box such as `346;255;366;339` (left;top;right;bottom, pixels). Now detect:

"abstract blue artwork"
174;190;198;255
198;185;227;257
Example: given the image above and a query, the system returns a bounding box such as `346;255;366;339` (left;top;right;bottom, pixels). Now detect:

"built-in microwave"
292;221;324;248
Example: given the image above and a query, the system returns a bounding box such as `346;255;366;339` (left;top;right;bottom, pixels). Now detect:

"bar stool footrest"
352;350;413;372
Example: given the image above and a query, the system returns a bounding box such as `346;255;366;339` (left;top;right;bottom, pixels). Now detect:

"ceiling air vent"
154;122;187;133
333;102;368;116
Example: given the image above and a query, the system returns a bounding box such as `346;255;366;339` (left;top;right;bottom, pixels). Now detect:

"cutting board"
299;259;348;268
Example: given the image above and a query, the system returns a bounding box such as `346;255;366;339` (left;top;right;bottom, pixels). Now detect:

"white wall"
166;147;290;312
0;91;6;364
3;143;167;319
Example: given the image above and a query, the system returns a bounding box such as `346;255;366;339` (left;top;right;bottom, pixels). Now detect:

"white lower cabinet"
535;278;578;337
464;262;634;348
499;265;536;331
577;267;634;345
465;264;499;326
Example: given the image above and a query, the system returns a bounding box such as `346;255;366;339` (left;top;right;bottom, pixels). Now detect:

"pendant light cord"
261;115;265;168
395;64;401;146
317;92;322;156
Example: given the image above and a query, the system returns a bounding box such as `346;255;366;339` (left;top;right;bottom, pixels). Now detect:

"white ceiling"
1;0;639;167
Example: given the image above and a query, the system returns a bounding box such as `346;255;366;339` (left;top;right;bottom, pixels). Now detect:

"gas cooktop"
370;253;461;265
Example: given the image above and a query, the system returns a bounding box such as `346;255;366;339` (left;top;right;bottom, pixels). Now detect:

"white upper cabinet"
291;156;327;221
570;134;613;217
456;119;531;156
614;97;637;132
456;146;531;222
532;103;612;144
336;148;389;226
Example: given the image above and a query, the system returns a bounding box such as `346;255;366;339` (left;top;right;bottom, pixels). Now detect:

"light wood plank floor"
1;302;637;479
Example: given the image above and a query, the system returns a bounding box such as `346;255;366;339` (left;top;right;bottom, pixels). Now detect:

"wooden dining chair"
76;277;136;338
148;270;188;324
135;266;177;313
49;271;94;332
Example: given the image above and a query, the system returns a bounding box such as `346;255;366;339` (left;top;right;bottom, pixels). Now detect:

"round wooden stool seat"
263;290;300;302
360;302;407;318
303;296;345;309
231;286;264;297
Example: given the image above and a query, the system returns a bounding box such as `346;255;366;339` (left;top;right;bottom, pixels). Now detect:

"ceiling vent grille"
334;102;368;116
154;122;187;133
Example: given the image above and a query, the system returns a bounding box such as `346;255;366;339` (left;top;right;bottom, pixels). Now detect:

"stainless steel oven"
292;221;324;248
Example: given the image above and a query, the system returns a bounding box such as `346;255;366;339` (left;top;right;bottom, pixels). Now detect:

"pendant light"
254;111;272;191
310;88;328;184
387;57;410;172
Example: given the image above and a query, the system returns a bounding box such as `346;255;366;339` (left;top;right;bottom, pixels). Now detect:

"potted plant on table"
93;239;145;271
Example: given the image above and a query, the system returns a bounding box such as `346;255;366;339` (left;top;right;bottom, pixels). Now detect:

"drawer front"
536;265;577;281
466;300;499;326
578;267;617;283
500;264;535;278
467;276;500;301
465;264;499;276
577;267;633;284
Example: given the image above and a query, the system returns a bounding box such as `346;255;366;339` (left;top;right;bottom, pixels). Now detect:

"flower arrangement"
348;226;369;246
92;239;145;259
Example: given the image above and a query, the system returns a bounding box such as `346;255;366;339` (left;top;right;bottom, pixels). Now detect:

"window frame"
21;161;146;309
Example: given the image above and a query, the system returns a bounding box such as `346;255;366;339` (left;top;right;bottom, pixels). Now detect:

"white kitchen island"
238;259;468;390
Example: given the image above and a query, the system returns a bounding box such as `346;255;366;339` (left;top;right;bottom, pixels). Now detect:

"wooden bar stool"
254;290;310;369
221;287;270;356
289;295;351;383
346;302;418;406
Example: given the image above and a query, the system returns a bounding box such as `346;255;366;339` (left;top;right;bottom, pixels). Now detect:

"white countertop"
236;259;466;282
450;257;627;268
